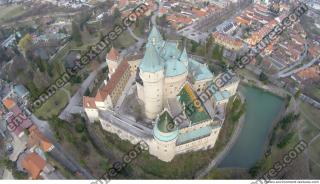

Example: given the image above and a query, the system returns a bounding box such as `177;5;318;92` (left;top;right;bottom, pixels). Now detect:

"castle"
83;26;239;162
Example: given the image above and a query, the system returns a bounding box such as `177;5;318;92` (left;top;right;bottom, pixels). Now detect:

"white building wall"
163;73;188;100
139;69;164;119
84;108;99;123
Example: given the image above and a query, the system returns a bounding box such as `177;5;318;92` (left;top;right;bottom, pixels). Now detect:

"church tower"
106;47;120;79
138;26;164;119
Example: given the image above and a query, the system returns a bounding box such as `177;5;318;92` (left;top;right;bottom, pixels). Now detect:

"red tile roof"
95;60;129;101
2;98;16;110
28;125;54;152
166;15;193;25
106;47;120;61
297;65;320;80
7;106;33;137
22;152;46;179
83;96;97;109
191;8;208;17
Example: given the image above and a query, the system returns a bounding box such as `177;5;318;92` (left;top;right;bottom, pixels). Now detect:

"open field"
0;5;27;23
300;101;320;129
34;89;69;119
309;135;320;169
301;119;320;142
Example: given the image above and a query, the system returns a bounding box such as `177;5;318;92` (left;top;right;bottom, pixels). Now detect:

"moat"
219;84;285;168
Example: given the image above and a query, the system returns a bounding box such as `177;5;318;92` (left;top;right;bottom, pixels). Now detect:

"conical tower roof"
180;47;189;63
139;43;163;72
148;25;163;44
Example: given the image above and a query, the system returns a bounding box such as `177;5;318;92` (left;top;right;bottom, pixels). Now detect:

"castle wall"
163;72;188;100
100;118;145;145
176;126;221;154
84;108;99;123
220;80;240;96
128;59;141;75
193;79;210;93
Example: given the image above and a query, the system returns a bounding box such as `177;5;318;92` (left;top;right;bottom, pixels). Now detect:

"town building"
212;31;244;51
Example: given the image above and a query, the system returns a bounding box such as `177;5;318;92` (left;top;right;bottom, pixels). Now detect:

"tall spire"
148;25;163;45
139;44;163;72
180;47;189;63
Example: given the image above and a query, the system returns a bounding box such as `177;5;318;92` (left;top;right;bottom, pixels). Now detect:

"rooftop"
95;60;130;101
177;83;210;125
28;125;54;152
22;152;46;179
2;98;16;110
106;47;120;61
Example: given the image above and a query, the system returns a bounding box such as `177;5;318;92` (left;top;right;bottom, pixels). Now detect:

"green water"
219;85;284;168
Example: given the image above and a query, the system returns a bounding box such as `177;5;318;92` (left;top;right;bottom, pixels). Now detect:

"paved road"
278;55;320;78
274;43;308;78
59;62;107;121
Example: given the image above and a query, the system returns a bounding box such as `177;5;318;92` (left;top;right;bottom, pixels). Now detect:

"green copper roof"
180;47;189;62
153;110;179;142
165;59;187;77
148;25;163;44
159;41;180;60
177;126;212;145
139;44;163;72
214;90;231;102
189;59;214;81
177;83;211;125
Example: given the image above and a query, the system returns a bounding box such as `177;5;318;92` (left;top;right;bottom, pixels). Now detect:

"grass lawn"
309;160;320;178
34;89;69;119
309;135;320;168
300;101;320;129
310;87;320;101
115;31;136;49
300;119;320;143
205;168;249;179
0;5;26;23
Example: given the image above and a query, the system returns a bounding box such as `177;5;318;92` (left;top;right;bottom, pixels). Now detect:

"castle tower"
106;47;120;79
180;47;189;67
150;109;178;162
138;26;164;119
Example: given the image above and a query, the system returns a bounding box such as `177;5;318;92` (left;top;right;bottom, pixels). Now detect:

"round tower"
138;26;165;119
150;109;178;162
139;44;164;119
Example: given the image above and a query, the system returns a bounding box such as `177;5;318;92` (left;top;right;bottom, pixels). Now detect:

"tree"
75;123;85;133
113;8;121;21
212;45;223;60
294;89;301;99
71;21;82;46
18;34;32;53
34;57;48;73
259;72;268;82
